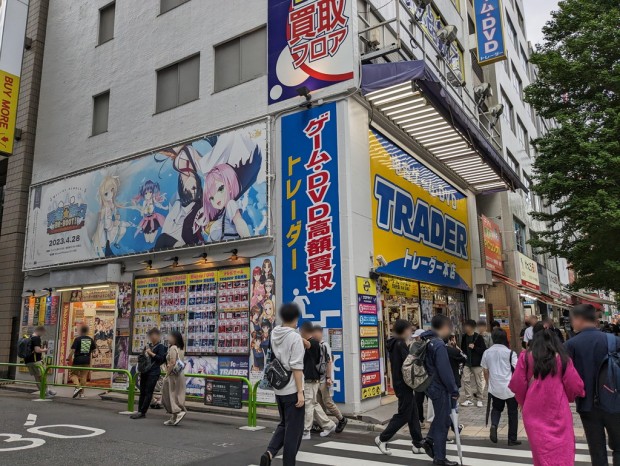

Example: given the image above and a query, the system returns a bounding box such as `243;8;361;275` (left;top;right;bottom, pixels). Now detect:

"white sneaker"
319;423;337;437
412;443;424;454
374;436;392;456
476;401;483;408
173;412;186;425
302;431;311;440
461;400;474;407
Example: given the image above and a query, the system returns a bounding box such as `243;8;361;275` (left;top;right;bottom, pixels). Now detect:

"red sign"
482;215;504;274
361;348;380;361
361;371;381;387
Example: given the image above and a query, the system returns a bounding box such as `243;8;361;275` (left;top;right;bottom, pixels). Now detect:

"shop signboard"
359;326;378;338
361;360;380;374
381;276;419;300
24;122;268;269
359;314;378;326
268;0;355;105
481;215;504;274
369;129;472;290
281;102;345;402
357;275;381;398
360;337;379;349
361;371;381;387
204;379;243;409
547;270;561;299
360;348;380;361
516;251;540;291
474;0;507;65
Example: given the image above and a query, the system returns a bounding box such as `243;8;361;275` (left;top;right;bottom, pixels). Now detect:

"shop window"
92;91;110;136
214;27;267;92
156;54;200;113
514;218;527;253
98;2;115;45
161;0;190;14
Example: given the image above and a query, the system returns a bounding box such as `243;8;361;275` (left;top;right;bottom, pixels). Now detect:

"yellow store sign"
369;129;472;290
0;70;19;155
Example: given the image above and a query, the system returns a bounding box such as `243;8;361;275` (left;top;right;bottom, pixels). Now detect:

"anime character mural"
250;266;265;307
92;175;131;257
132;180;168;243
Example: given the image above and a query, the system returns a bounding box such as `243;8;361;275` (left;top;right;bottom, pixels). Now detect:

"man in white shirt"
523;315;538;347
481;328;521;447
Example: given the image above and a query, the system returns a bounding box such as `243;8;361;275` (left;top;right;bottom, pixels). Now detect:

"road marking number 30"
0;423;105;452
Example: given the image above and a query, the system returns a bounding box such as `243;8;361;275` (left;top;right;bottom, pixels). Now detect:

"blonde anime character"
92;175;130;257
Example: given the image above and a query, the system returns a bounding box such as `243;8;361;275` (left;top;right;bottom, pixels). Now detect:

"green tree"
525;0;620;292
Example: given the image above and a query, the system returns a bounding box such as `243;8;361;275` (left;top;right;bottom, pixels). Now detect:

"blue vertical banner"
474;0;507;65
281;102;345;402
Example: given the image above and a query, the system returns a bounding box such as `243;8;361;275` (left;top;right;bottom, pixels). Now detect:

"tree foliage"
525;0;620;292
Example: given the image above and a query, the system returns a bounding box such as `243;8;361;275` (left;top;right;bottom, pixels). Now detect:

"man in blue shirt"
565;304;620;466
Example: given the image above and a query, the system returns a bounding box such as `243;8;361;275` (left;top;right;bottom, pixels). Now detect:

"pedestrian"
445;334;466;442
564;304;620;466
420;315;460;466
477;320;492;348
66;325;95;399
161;330;187;426
300;321;336;440
460;319;486;407
508;323;585;466
412;329;428;428
131;327;167;419
260;303;305;466
313;325;347;433
519;315;531;349
522;314;538;347
543;317;565;343
480;328;520;446
375;319;424;456
23;326;56;398
491;321;501;331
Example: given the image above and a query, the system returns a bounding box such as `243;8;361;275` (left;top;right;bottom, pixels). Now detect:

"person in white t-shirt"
523;315;538;347
481;328;521;447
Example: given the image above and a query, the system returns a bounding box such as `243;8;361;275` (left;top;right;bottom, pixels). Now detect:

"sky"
523;0;560;47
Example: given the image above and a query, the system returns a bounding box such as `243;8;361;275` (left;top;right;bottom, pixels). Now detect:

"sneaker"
476;400;483;408
173;411;186;426
490;425;498;443
72;388;81;399
302;431;311;440
310;423;323;433
164;418;174;426
320;423;337;437
335;417;348;433
130;412;145;419
374;436;392;456
461;400;474;407
259;452;272;466
412;441;424;454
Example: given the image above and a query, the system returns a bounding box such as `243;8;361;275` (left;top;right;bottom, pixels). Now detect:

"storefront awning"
361;61;527;193
492;272;544;300
565;290;616;307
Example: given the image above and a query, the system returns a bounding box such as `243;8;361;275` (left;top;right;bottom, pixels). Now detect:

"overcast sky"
523;0;560;47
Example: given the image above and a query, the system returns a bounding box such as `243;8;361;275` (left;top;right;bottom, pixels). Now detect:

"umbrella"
485;392;492;426
450;405;464;466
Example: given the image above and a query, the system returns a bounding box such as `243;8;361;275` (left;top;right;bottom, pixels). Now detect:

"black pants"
380;387;423;444
267;393;305;466
415;391;426;422
580;406;620;466
490;395;518;442
138;372;160;415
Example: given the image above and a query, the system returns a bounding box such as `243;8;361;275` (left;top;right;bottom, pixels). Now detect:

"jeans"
303;381;335;432
138;372;160;414
267;393;305;466
490;395;518;442
427;386;452;461
580;406;620;466
380;387;423;444
462;366;485;400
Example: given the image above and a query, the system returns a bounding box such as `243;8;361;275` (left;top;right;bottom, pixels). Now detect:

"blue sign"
474;0;506;64
359;315;378;327
361;360;380;374
281;102;345;402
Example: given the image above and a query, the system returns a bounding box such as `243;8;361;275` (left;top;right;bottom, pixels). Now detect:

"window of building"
501;89;515;133
98;2;115;45
506;14;517;48
160;0;190;14
516;5;525;34
514;218;527;253
517;118;529;155
214;27;267;92
470;49;484;82
511;63;522;97
503;51;510;76
156;54;200;113
468;15;475;34
92;91;110;136
519;45;529;76
506;149;519;176
523;173;534;209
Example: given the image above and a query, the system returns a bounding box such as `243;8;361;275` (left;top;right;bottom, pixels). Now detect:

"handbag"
170;358;186;376
263;343;292;390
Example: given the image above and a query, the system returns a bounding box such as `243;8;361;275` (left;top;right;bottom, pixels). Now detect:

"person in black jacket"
375;319;424;457
131;328;167;419
543;317;565;343
460;319;487;407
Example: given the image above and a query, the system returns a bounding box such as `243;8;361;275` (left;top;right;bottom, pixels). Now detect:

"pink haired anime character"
132;180;169;243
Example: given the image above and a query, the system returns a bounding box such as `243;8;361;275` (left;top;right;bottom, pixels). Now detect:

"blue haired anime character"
132;180;169;243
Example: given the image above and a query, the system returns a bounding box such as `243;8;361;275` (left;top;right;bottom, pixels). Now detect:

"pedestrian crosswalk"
272;438;609;465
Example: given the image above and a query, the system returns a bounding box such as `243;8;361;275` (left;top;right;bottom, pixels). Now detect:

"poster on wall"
187;271;218;354
481;215;504;274
369;129;472;291
185;356;218;397
358;277;381;400
267;0;355;105
159;274;188;339
90;308;115;382
132;277;160;352
281;102;345;402
217;268;250;354
24;122;268;270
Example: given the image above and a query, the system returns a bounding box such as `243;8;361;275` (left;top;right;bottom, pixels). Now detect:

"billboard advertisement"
281;102;345;402
268;0;354;105
24;122;268;269
516;251;540;291
474;0;507;65
369;129;472;290
547;270;561;299
481;215;504;274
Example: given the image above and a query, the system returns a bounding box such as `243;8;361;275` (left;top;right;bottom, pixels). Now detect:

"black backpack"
264;343;292;390
137;344;161;374
17;336;33;360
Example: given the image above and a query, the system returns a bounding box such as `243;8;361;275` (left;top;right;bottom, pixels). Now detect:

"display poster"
249;256;277;403
132;277;160;351
187;271;218;354
268;0;354;105
117;283;132;319
204;379;243;409
112;334;130;390
185;356;218;397
482;215;504;274
281;102;345;402
369;129;472;290
474;0;507;65
420;284;434;329
217;267;250;354
90;303;115;382
24;122;268;269
159;274;188;339
58;303;71;373
357;276;381;400
32;297;39;326
516;251;540;290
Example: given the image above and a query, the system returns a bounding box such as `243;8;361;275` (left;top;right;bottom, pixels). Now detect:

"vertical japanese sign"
268;0;354;105
516;251;540;291
281;102;345;402
474;0;506;65
481;215;504;274
357;277;381;400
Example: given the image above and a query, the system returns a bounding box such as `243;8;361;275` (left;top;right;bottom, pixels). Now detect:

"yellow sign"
356;276;377;296
359;326;379;338
0;70;19;155
362;384;382;399
369;129;472;290
382;277;419;298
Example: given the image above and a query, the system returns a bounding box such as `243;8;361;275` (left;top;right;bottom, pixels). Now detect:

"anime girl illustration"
196;132;263;242
92;175;131;257
250;266;265;307
260;258;275;283
132;180;169;243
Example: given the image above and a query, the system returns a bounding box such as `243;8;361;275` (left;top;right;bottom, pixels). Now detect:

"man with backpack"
66;325;96;399
375;319;424;456
20;326;56;397
460;319;487;407
130;328;167;419
313;325;347;433
565;304;620;466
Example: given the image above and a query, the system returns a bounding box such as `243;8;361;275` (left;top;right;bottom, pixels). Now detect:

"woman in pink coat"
509;324;585;466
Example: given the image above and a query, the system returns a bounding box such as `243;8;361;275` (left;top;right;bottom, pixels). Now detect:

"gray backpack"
402;339;433;392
